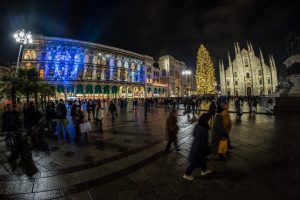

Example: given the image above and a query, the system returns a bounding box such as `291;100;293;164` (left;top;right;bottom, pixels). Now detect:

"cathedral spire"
228;51;232;67
259;47;265;64
249;41;254;52
269;54;273;69
236;42;241;53
234;43;238;55
271;54;276;70
247;41;251;51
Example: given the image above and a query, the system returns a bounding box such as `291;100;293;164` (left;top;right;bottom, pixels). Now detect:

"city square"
0;0;300;199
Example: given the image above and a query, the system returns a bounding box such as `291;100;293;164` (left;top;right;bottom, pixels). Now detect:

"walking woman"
183;113;212;180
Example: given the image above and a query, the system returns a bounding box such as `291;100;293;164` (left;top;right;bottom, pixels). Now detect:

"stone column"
83;84;86;100
92;66;97;80
83;66;87;79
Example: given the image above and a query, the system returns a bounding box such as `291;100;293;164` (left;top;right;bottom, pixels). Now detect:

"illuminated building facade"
219;42;278;96
21;35;155;99
158;55;187;97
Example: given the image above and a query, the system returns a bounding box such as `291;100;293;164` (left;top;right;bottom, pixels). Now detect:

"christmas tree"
196;44;216;94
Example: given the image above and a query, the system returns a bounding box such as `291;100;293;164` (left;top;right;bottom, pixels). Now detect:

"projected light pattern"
24;39;146;84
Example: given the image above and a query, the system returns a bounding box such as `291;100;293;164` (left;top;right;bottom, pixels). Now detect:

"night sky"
0;0;299;79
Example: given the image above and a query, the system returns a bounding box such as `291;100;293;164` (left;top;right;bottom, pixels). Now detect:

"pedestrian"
108;101;117;121
165;110;180;152
46;102;55;133
91;101;96;120
56;99;69;137
75;106;84;139
183;113;212;180
86;101;91;120
2;104;20;133
211;103;232;161
208;100;217;125
95;101;103;132
28;102;39;141
235;99;243;120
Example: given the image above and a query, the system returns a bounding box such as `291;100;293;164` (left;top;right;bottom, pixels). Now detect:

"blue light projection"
36;41;145;86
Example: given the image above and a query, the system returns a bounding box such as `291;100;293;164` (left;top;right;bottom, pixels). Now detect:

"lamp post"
182;70;192;97
13;29;33;75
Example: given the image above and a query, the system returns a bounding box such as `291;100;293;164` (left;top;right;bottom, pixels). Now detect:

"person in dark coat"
2;104;20;132
165;110;180;152
108;101;117;121
183;113;212;180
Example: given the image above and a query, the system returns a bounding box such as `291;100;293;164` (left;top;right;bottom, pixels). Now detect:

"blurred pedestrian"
108;101;117;121
183;113;212;180
165;110;180;152
56;99;69;137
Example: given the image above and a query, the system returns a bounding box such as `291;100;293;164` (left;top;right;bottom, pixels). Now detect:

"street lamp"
182;70;192;96
13;29;33;74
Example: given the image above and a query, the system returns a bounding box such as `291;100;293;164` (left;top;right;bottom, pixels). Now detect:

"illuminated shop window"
39;69;44;78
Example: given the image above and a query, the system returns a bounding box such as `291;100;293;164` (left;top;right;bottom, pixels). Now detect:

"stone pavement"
0;106;299;200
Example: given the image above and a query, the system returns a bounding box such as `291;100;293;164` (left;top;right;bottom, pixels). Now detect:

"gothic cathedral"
219;42;278;96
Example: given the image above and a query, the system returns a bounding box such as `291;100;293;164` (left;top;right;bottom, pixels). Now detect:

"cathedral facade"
219;42;278;96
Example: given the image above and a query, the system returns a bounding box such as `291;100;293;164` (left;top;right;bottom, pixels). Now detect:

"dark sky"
0;0;299;79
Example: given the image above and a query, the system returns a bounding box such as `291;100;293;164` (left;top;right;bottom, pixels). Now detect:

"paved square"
0;105;299;199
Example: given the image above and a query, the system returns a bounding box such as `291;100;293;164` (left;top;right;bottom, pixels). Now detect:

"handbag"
218;138;228;154
79;122;92;133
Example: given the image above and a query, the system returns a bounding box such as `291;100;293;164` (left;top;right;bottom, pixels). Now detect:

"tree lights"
196;44;216;95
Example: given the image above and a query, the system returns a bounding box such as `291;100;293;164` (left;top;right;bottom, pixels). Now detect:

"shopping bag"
79;122;92;133
218;139;228;154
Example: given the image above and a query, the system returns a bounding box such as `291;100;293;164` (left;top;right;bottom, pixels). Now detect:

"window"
268;79;271;84
234;72;237;77
258;70;262;76
226;81;230;86
246;73;250;78
39;69;44;78
235;81;238;86
259;79;263;85
244;58;249;67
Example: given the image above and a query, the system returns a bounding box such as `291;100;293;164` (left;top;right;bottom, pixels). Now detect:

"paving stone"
83;155;95;162
118;190;140;200
67;191;91;200
50;146;59;152
141;192;158;200
64;151;75;157
137;180;154;194
0;179;34;194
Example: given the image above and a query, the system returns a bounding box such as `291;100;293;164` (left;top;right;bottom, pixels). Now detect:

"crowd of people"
1;95;264;177
163;96;261;181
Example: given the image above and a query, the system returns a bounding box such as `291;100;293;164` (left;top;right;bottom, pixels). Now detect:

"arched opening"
86;84;93;98
103;85;110;100
246;73;250;78
235;90;239;96
95;85;101;98
112;85;118;98
76;84;83;99
57;84;65;93
268;89;271;95
56;84;65;100
246;87;252;96
66;84;74;98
